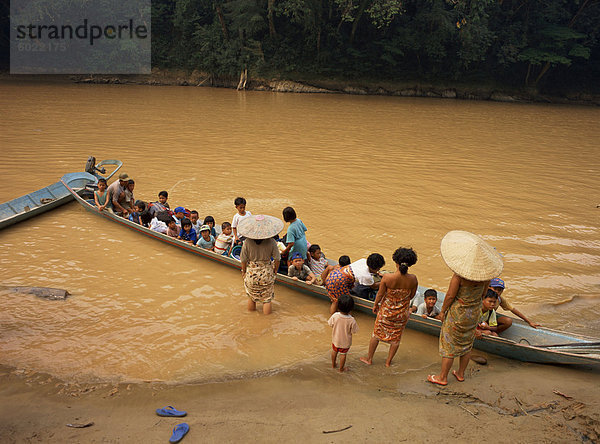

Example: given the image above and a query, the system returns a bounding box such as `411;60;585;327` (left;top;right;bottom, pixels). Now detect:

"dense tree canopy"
149;0;600;92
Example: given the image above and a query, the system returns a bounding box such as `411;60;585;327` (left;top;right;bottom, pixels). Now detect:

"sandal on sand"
156;406;187;417
427;375;448;386
169;423;189;443
452;370;465;382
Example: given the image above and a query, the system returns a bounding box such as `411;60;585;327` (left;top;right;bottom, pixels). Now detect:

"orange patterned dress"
373;288;413;343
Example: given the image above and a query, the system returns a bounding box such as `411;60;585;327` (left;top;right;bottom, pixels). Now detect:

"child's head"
423;289;438;308
282;206;296;223
97;178;107;190
366;253;385;273
190;210;199;224
127;179;135;191
204;215;215;228
140;210;153;226
167;219;177;229
308;244;321;260
483;288;499;311
200;225;211;239
338;255;351;267
174;207;185;219
489;278;505;297
157;211;173;224
337;294;355;314
158;190;168;204
134;200;146;213
234;197;246;214
181;218;192;231
290;252;304;268
222;221;232;235
392;247;417;274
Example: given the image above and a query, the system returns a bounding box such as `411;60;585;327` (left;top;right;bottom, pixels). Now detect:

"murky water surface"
0;79;599;382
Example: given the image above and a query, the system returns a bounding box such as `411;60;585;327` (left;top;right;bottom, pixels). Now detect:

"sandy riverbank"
2;71;599;106
1;353;599;443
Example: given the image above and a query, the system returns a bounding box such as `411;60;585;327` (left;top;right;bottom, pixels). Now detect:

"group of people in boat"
93;174;541;382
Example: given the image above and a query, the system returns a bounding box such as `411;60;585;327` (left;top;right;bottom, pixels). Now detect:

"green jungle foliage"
138;1;600;92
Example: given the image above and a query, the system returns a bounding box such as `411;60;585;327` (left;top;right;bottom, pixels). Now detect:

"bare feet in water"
359;357;372;365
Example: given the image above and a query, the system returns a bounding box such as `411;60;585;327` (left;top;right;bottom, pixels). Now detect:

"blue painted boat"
0;158;122;230
62;170;600;366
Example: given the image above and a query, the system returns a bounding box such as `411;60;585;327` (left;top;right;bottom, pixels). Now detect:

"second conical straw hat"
237;214;284;239
440;230;503;282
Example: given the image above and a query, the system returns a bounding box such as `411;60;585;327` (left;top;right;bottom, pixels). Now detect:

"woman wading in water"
428;231;503;386
238;215;283;315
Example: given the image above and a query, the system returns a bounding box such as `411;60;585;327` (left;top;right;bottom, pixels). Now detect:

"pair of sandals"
156;406;189;443
427;370;465;386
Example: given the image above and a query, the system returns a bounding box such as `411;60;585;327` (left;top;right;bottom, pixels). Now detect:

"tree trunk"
215;4;229;41
268;0;277;37
349;0;372;44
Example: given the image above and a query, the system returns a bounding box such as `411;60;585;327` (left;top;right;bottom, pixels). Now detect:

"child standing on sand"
328;294;358;373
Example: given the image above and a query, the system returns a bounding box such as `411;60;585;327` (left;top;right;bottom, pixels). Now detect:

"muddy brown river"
0;79;599;383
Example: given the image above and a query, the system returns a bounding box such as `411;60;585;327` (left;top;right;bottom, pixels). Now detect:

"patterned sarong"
244;260;275;303
324;266;354;302
373;288;412;343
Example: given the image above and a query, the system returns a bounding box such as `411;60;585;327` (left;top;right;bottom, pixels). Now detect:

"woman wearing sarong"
428;231;503;386
360;248;418;367
238;215;283;315
325;254;385;314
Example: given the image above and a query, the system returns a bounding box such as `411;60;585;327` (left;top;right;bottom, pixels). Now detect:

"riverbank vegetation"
151;0;600;96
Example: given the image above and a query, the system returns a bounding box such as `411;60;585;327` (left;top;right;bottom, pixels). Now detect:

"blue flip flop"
156;406;187;417
169;423;189;443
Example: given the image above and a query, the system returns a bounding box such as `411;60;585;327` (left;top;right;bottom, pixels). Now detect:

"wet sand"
2;355;599;443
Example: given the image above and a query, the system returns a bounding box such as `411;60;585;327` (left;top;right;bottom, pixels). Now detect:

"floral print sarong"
244;260;275;303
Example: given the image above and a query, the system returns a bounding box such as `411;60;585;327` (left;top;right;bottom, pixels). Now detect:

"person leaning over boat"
106;172;131;217
428;231;503;386
488;278;541;332
238;215;283;315
324;254;385;314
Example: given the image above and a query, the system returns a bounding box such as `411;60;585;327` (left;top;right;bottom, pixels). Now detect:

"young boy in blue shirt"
281;206;307;262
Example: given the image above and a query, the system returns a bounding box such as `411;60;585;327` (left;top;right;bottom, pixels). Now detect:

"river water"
0;79;599;383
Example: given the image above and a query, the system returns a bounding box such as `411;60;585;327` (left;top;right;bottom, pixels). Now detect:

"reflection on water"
0;80;599;383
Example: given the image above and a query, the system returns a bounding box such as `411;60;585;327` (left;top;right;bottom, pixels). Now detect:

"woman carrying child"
238;215;283;315
360;247;418;367
428;231;503;386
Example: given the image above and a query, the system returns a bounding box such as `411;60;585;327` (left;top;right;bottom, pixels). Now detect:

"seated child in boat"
414;288;441;319
129;200;146;225
477;289;500;337
288;252;316;285
94;178;110;211
178;217;198;244
214;222;234;255
203;215;219;237
149;191;170;216
173;207;186;227
196;225;216;250
321;255;351;284
166;219;179;238
190;210;202;233
307;244;328;285
328;294;358;373
232;197;252;244
140;210;153;228
150;210;171;234
123;179;135;212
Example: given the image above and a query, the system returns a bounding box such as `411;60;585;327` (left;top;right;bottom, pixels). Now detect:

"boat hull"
61;173;600;367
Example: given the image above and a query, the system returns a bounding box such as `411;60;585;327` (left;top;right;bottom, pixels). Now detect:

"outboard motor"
84;156;106;176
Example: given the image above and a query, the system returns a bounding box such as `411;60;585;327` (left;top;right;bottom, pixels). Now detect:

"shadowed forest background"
1;0;599;95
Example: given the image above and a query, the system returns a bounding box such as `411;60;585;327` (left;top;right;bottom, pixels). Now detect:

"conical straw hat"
440;230;503;282
237;214;284;239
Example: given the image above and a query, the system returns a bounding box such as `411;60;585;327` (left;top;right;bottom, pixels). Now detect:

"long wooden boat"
62;171;600;366
0;159;122;230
